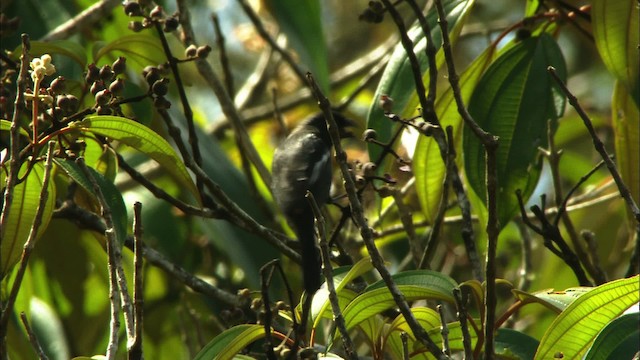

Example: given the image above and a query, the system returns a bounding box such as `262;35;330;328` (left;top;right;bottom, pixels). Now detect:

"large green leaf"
93;34;164;71
193;324;265;360
495;328;540;360
414;45;496;222
264;0;329;93
513;287;591;313
534;275;640;359
612;81;640;231
70;115;200;205
592;0;639;107
311;257;374;327
339;270;457;334
366;0;475;163
14;40;87;69
1;162;56;278
463;33;566;228
54;159;128;246
584;312;640;360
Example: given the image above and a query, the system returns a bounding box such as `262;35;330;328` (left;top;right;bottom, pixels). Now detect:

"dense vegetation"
1;0;638;359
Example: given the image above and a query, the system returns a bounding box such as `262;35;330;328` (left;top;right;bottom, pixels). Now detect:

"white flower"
30;54;56;82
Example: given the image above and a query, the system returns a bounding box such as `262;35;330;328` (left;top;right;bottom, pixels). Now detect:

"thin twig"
453;288;473;359
548;66;640;223
129;202;144;360
236;0;308;87
20;312;49;360
259;261;278;360
306;73;448;359
41;0;120;41
391;187;421;266
0;34;30;286
308;192;358;360
0;141;55;344
211;14;235;97
433;1;500;356
176;0;273;189
437;304;450;356
543;122;603;284
516;191;591;286
76;158;125;359
581;230;607;283
400;332;410;360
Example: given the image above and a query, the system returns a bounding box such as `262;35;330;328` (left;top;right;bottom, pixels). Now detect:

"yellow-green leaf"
1;162;56;278
71;115;200;205
534;276;640;359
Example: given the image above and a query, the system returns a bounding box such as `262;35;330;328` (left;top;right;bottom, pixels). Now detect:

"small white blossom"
30;54;56;82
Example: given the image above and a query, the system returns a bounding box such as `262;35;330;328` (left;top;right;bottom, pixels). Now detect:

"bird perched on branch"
271;111;353;295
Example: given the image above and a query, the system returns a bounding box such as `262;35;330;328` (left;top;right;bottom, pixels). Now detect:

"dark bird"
271;112;352;294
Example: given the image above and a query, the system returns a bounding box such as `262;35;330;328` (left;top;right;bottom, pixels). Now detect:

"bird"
271;111;353;295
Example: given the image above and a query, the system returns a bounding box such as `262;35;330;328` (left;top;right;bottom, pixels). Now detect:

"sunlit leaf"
339;270;457;334
414;45;496;222
463;33;566;227
534;276;640;359
311;257;374;327
584;312;640;360
1;119;31;138
513;287;591;313
70;115;200;205
193;324;265;360
366;0;475;163
612;81;640;233
592;0;639;106
1;162;55;278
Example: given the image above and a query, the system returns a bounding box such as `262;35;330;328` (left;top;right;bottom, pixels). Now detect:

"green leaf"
14;40;87;69
311;257;374;327
384;307;441;359
30;297;71;359
54;159;128;246
70;115;200;205
513;287;591;313
414;44;496;222
264;0;329;93
366;0;475;164
463;33;566;228
193;324;265;360
93;34;164;71
612;81;640;231
592;0;639;106
339;271;457;334
1;162;56;278
0;119;31;138
584;312;640;360
534;275;640;359
366;269;458;292
496;328;540;360
524;0;541;17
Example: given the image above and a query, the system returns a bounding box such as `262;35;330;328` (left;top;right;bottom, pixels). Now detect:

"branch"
306;73;448;360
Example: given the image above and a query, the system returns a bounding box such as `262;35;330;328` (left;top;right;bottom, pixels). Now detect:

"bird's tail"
297;224;322;294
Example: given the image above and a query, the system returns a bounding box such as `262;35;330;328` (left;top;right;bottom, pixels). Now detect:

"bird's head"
302;111;355;140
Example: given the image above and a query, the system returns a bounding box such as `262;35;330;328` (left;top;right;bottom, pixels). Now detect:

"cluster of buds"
184;44;212;60
142;65;171;109
124;2;180;33
349;158;396;194
85;57;127;115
